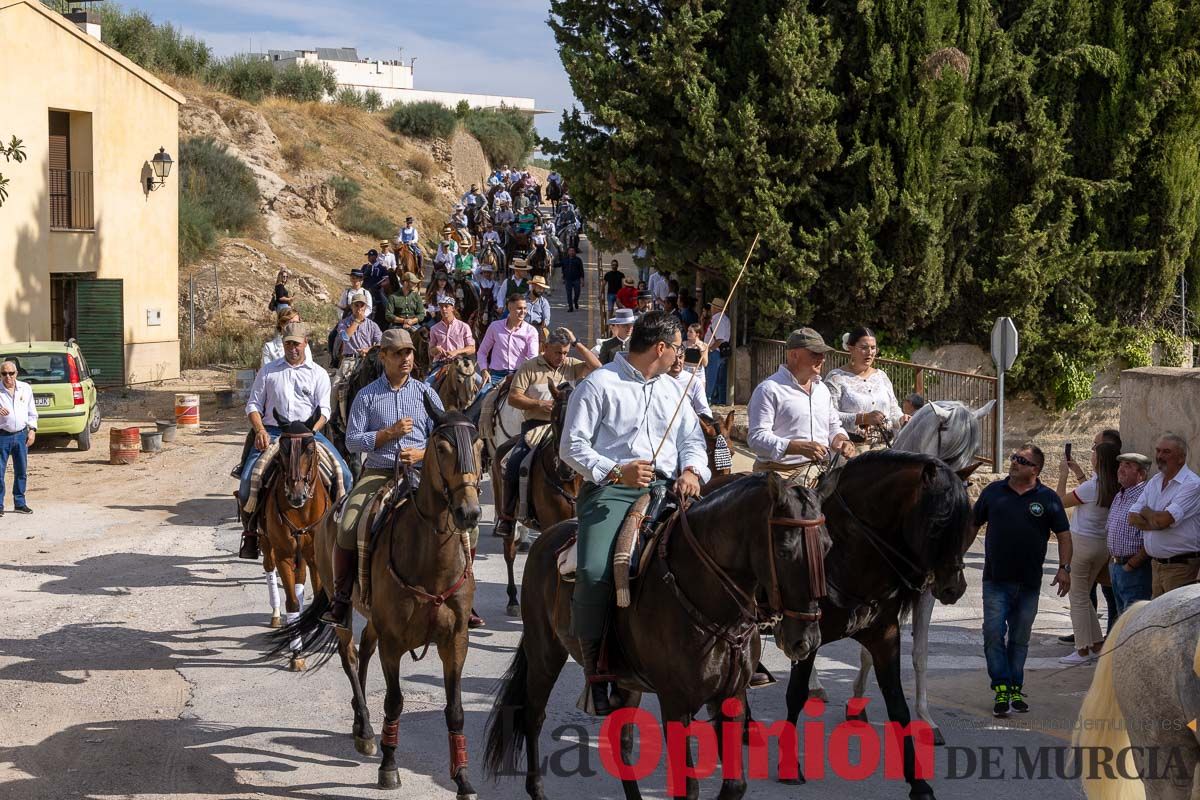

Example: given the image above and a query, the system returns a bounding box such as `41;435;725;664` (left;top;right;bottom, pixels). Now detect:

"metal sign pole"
990;316;1019;470
995;368;1005;470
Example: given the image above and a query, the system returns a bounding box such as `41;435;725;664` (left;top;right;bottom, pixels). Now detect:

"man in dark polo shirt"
973;443;1072;718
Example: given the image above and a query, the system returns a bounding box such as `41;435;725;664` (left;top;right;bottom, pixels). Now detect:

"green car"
0;340;102;450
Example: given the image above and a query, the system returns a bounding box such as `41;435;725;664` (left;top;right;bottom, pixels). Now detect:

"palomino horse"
397;243;424;280
810;399;994;745
778;451;979;799
260;419;334;672
489;382;580;617
1074;584;1200;800
273;400;484;796
484;472;831;800
433;354;479;412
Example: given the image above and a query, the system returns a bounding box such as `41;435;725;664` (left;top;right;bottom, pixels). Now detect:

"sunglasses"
0;371;15;376
1010;454;1037;467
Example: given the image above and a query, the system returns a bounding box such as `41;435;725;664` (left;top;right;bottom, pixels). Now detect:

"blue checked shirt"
346;374;444;470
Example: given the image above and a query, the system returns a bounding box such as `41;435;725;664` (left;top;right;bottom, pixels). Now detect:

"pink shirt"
429;318;475;356
478;319;539;372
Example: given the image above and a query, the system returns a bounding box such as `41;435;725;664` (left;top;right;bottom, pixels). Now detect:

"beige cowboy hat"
528;276;549;290
711;297;727;311
511;259;530;271
622;277;636;287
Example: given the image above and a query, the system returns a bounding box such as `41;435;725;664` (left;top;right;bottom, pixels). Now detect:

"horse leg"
863;625;935;800
659;706;701;800
807;666;828;701
504;532;520;616
611;688;644;800
332;624;375;757
303;534;323;600
848;647;872;722
377;638;406;789
439;632;476;800
911;590;943;745
265;569;282;628
274;557;305;670
521;624;569;800
783;656;816;785
708;690;748;800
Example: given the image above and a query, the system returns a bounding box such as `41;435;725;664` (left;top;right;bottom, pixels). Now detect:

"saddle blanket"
243;439;346;514
510;423;552;524
353;477;410;610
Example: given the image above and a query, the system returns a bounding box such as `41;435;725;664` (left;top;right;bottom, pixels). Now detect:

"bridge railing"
749;338;999;465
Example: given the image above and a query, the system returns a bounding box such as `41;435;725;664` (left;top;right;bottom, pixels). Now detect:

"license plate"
34;395;52;407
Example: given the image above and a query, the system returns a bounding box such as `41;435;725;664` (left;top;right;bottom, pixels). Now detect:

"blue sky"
113;0;573;140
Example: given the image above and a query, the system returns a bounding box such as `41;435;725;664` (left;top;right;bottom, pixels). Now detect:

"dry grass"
407;150;436;178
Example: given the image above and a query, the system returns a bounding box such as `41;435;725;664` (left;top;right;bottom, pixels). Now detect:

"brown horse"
484;472;832;800
398;243;423;280
699;409;736;478
260;421;334;672
490;381;579;616
273;401;484;796
435;354;479;412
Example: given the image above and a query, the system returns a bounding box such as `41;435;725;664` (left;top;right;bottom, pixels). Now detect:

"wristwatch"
607;464;623;484
1059;564;1071;573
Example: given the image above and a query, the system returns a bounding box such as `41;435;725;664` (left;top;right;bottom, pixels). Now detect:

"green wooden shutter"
75;279;124;386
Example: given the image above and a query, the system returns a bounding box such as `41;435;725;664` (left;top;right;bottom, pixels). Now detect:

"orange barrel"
175;393;200;429
109;426;141;465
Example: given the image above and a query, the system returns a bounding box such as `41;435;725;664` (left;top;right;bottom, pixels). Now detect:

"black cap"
366;249;378;257
349;268;364;278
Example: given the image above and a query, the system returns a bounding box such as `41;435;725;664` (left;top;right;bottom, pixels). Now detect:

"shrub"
281;140;319;171
334;86;366;108
363;89;384;113
328;175;394;239
275;63;337;102
327;176;362;203
386;101;457;140
96;3;212;77
455;99;471;119
406;150;436;178
463;107;537;167
181;313;266;370
413;182;440;205
208;55;275;103
178;137;259;265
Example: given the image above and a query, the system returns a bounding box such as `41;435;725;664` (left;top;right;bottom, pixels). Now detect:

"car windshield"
0;352;69;385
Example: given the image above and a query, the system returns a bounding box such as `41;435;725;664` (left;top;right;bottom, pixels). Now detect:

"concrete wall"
273;52;416;90
0;0;181;383
1120;367;1200;470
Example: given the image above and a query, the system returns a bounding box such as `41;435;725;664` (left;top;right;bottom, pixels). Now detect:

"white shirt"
648;271;670;304
708;312;731;344
673;372;712;420
246;356;331;428
747;367;846;466
483;231;501;246
1069;477;1111;539
824;368;903;433
1139;465;1200;558
261;336;315;368
493;190;511;208
379;251;397;270
562;354;711;485
337;286;374;316
0;379;38;433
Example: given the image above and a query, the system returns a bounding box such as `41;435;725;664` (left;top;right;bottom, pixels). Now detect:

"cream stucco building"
0;0;182;384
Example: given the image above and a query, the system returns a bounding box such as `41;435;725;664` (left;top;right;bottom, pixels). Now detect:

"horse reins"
273;432;334;566
829;487;930;594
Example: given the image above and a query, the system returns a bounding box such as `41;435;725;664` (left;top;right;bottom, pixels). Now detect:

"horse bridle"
274;430;334;544
405;418;482;529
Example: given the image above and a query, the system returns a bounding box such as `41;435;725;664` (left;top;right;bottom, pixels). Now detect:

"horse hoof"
355;736;377;757
456;792;478;800
506;603;520;617
289;657;306;672
932;728;945;747
809;687;828;701
378;768;401;789
269;614;282;629
779;777;806;786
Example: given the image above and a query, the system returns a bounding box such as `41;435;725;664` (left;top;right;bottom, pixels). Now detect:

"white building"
264;47;546;117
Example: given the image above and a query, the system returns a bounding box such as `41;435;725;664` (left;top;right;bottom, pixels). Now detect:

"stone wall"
1120;367;1200;469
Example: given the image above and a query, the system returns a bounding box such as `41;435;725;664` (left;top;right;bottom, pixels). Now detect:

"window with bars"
48;110;94;230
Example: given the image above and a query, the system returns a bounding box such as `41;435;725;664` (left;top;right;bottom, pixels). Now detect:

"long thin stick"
651;232;761;464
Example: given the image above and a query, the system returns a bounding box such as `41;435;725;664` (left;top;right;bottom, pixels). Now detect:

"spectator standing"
616;277;638;310
677;294;700;327
705;297;732;405
1056;440;1121;664
1106;452;1152;615
603;260;625;314
559;246;586;312
270;269;292;312
0;358;36;515
633;238;649;284
974;444;1071;718
1129;433;1200;597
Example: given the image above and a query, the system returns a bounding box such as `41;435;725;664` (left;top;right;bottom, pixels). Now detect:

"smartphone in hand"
1065;442;1073;462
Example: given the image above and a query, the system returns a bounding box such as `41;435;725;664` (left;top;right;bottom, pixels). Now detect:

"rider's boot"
320;544;356;630
494;451;522;538
579;638;614;716
238;530;260;560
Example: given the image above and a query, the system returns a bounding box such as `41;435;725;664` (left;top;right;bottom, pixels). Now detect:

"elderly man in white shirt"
1129;432;1200;597
236;322;350;559
561;311;710;715
748;327;855;486
0;358;37;515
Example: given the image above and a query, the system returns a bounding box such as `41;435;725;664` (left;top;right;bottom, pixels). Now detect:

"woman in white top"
824;326;907;454
1057;439;1121;663
261;308;314;367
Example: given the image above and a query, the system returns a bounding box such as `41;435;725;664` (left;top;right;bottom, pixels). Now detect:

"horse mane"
892;401;981;471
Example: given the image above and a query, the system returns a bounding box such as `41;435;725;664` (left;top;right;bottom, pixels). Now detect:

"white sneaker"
1058;651;1096;665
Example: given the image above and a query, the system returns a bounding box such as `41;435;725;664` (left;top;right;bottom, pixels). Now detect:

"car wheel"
77;414;94;451
90;404;102;433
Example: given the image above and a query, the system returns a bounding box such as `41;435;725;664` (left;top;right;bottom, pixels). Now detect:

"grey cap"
380;328;414;351
348;289;369;306
786;327;833;353
281;322;309;344
1117;452;1152;469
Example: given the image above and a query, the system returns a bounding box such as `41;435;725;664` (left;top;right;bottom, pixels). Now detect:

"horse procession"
225;175;1198;800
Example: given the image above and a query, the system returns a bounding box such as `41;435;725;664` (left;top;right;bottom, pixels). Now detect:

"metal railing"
49;169;94;230
749;338;999;465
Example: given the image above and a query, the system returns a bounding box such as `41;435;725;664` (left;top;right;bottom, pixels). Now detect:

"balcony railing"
49;169;94;230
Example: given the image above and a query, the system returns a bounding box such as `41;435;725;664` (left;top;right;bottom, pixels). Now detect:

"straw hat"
711;297;727;311
529;276;549;290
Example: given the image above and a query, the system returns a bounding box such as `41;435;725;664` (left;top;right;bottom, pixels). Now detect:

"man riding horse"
321;328;447;629
494;328;600;541
396;215;423;275
560;310;711;715
237;322;352;559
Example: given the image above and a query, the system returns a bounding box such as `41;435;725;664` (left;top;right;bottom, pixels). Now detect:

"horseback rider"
378;240;397;271
481;221;502;252
397;215;422;272
461;184;482;210
361;249;390;323
494;201;516;229
494;327;601;539
493;261;531;311
450;206;471;240
597;307;636;364
337;269;373;319
493;186;512;211
516;206;539;236
434;226;458;273
477;293;539;396
320;327;446;629
332;292;383;415
237;322;352;559
560;311;710;715
384;272;426;331
475;263;501;315
525;276;552;330
746;327;855;486
426;295;476;384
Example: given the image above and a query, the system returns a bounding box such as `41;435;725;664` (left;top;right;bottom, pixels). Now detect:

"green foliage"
463;108;537;167
327;176;362;203
0;135;27;208
1119;327;1156;368
274;63;337;102
1157;330;1189;367
386;101;457;140
548;0;1200;409
95;2;212;77
455;99;472;119
181;313;266;370
333;86;366;108
363;89;384;113
327;176;394;240
178;137;259;265
208;55;276;103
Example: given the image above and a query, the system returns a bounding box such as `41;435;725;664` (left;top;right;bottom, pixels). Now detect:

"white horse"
809;399;995;745
1075;584;1200;799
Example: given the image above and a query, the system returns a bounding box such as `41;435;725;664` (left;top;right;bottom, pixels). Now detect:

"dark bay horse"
484;472;832;800
273;400;484;797
776;450;977;800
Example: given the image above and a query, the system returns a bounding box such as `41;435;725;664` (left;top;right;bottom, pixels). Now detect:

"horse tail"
483;637;531;779
1072;601;1148;800
266;591;340;669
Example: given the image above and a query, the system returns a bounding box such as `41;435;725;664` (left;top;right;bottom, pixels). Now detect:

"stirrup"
320;600;351;630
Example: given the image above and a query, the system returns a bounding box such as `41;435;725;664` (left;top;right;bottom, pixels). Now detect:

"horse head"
548;381;576;482
422;393;483;530
273;413;320;510
699;410;736;477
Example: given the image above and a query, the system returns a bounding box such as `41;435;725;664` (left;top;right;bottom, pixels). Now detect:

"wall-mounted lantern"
146;147;173;191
